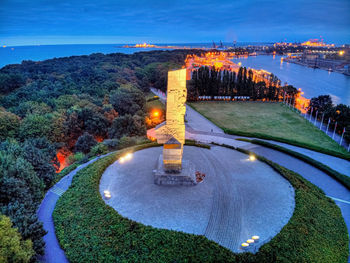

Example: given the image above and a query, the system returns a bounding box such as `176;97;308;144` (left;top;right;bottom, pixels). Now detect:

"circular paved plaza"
99;145;295;252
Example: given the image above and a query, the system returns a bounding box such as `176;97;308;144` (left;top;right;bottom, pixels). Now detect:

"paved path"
152;88;350;177
37;153;112;263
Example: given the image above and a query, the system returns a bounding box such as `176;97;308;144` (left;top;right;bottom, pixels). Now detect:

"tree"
19;114;52;141
0;73;25;94
0;141;46;256
108;114;145;139
0;215;34;263
308;95;333;115
0;108;20;140
110;87;145;116
74;132;97;154
22;138;58;188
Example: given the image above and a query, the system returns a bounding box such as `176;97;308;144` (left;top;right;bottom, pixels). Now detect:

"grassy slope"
53;143;348;263
189;101;349;158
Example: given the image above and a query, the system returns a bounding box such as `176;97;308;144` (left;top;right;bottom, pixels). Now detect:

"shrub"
89;143;108;156
117;136;137;149
102;139;119;150
54;144;348;262
0;215;34;263
74;132;97;154
67;152;85;165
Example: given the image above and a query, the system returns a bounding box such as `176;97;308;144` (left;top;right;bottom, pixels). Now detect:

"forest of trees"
187;66;299;102
0;49;201;261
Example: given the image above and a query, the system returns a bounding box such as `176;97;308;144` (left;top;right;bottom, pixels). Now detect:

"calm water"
0;44;174;68
0;42;270;68
1;44;349;105
232;55;350;105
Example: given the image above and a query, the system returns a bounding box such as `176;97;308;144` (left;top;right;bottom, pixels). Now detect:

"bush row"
223;128;350;161
244;139;350;190
53;143;348;262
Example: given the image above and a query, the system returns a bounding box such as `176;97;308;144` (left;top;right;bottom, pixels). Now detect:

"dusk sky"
1;0;350;46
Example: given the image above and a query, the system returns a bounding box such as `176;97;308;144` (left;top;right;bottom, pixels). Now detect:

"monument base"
154;155;197;186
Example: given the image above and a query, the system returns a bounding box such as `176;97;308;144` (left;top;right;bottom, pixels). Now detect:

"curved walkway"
37;153;112;263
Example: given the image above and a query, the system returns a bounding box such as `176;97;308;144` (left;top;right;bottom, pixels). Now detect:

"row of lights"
241;235;260;250
103;152;134;200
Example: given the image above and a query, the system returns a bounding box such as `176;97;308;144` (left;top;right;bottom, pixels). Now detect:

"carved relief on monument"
155;68;189;174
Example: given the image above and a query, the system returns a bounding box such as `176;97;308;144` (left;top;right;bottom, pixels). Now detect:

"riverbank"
283;57;350;76
231;55;350;105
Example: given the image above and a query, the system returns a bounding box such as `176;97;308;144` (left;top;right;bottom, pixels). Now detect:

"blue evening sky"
0;0;349;46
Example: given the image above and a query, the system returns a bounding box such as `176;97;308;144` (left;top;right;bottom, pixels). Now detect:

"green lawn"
189;101;349;158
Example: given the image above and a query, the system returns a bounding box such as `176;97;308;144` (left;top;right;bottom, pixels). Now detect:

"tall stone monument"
154;69;196;185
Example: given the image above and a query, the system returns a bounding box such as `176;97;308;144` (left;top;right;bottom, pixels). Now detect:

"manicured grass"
189;101;350;159
53;143;348;262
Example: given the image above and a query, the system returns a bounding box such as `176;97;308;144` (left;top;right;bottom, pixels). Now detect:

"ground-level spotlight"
249;155;256;161
247;239;254;244
241;242;249;250
124;152;133;161
119;157;125;163
104;190;111;199
252;235;260;242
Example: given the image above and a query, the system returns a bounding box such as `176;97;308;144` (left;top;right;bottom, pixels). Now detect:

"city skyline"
1;0;350;46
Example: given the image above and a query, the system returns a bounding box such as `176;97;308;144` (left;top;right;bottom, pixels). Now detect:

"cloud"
0;0;349;45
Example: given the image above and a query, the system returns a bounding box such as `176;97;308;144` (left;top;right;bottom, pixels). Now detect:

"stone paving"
100;146;295;253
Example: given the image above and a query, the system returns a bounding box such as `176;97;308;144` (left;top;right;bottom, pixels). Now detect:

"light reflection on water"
232;55;350;105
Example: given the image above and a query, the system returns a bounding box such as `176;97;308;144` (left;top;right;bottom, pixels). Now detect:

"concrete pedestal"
154;154;197;186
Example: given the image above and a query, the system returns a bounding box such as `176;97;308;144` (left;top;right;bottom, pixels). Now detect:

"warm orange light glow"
152;110;160;117
249;155;256;161
301;39;334;47
184;51;310;113
134;43;156;48
56;148;72;172
339;50;345;56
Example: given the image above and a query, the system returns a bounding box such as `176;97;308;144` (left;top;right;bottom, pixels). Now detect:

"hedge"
53;143;349;262
243;139;350;190
223;128;350;161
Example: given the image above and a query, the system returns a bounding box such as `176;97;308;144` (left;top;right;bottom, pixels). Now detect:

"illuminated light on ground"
241;242;249;249
249;155;256;161
119;153;133;163
252;235;260;242
104;190;111;199
247;239;254;244
124;153;133;161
